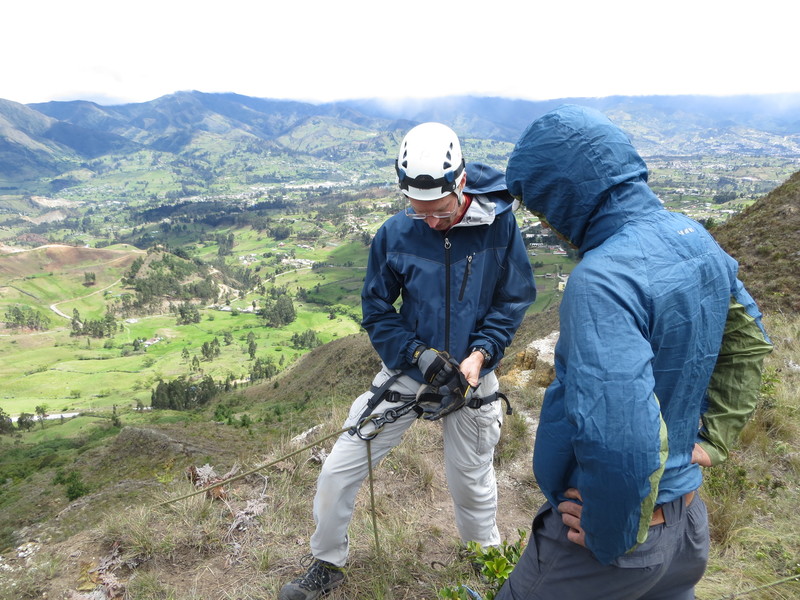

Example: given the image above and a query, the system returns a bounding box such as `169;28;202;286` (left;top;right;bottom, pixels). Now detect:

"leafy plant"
53;469;90;501
438;585;483;599
438;531;527;600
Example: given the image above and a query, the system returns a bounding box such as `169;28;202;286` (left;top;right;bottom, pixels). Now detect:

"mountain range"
2;91;800;193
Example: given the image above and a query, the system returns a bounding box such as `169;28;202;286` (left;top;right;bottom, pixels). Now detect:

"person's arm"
697;284;773;465
556;265;666;565
360;224;425;370
466;213;536;372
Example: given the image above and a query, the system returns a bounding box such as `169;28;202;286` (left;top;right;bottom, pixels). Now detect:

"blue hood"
507;105;662;255
464;162;516;217
465;162;513;197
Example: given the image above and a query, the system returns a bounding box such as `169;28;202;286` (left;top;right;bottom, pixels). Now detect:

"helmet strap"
396;159;466;196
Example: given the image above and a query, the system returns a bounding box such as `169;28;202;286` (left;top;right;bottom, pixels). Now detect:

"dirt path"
49;277;123;320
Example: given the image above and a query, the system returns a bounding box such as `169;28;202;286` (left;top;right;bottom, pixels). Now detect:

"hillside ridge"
2;91;800;192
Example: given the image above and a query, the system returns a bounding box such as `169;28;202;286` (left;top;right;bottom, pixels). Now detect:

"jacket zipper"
458;254;473;302
444;236;451;353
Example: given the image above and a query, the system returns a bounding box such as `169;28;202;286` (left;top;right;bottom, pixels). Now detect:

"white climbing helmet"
395;122;466;201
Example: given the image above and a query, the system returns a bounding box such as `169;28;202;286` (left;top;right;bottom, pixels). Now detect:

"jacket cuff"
407;342;427;365
470;341;496;367
696;438;726;466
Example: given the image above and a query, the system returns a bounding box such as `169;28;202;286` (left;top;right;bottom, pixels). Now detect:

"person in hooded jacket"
279;122;536;600
496;105;772;600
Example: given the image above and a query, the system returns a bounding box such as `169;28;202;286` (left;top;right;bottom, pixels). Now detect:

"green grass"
0;299;362;418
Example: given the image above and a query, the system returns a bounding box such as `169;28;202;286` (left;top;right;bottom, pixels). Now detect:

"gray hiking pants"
310;365;502;567
496;493;709;600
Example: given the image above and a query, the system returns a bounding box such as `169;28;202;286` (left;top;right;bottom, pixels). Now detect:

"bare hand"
460;351;484;388
557;488;586;547
691;443;712;467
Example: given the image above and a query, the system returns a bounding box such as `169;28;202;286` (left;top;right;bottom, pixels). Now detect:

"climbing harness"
349;372;513;440
469;391;513;415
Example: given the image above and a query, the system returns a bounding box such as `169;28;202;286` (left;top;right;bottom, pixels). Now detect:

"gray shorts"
496;493;709;600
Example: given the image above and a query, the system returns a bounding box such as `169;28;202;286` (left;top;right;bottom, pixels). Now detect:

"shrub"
439;532;527;600
53;469;90;501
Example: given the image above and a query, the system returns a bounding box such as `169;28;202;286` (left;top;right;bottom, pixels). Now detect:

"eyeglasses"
404;200;460;221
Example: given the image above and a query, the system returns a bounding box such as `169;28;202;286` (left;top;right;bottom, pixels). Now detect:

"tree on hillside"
176;301;201;325
150;375;218;410
123;256;145;285
291;329;321;349
270;225;292;241
216;232;235;256
260;294;296;327
35;405;48;430
201;338;221;361
3;305;51;331
84;272;97;286
70;310;117;338
0;407;14;434
17;412;35;432
249;356;277;382
71;309;83;335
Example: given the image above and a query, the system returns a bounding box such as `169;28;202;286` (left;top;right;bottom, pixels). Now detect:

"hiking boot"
278;555;345;600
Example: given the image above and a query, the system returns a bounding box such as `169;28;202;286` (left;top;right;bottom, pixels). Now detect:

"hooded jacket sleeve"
698;282;773;464
544;261;667;565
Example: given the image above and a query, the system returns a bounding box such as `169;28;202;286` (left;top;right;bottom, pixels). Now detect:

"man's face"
408;193;461;231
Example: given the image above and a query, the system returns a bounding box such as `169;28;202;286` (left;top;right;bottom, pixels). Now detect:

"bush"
53;469;90;501
439;532;527;600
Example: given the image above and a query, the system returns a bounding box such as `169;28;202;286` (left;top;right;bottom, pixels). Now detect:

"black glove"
416;348;457;388
421;368;474;421
414;349;475;420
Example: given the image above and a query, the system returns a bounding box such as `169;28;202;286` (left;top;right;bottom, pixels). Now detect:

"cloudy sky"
3;0;797;106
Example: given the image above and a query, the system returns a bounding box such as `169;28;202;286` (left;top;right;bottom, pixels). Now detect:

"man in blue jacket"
279;122;536;600
496;105;772;600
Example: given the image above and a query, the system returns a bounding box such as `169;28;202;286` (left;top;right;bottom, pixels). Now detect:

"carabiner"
354;412;385;441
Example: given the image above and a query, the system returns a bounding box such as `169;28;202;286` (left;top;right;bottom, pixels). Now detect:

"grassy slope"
1;305;797;600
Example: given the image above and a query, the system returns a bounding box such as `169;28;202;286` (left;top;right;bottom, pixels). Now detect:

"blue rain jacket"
506;105;769;564
362;162;535;381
